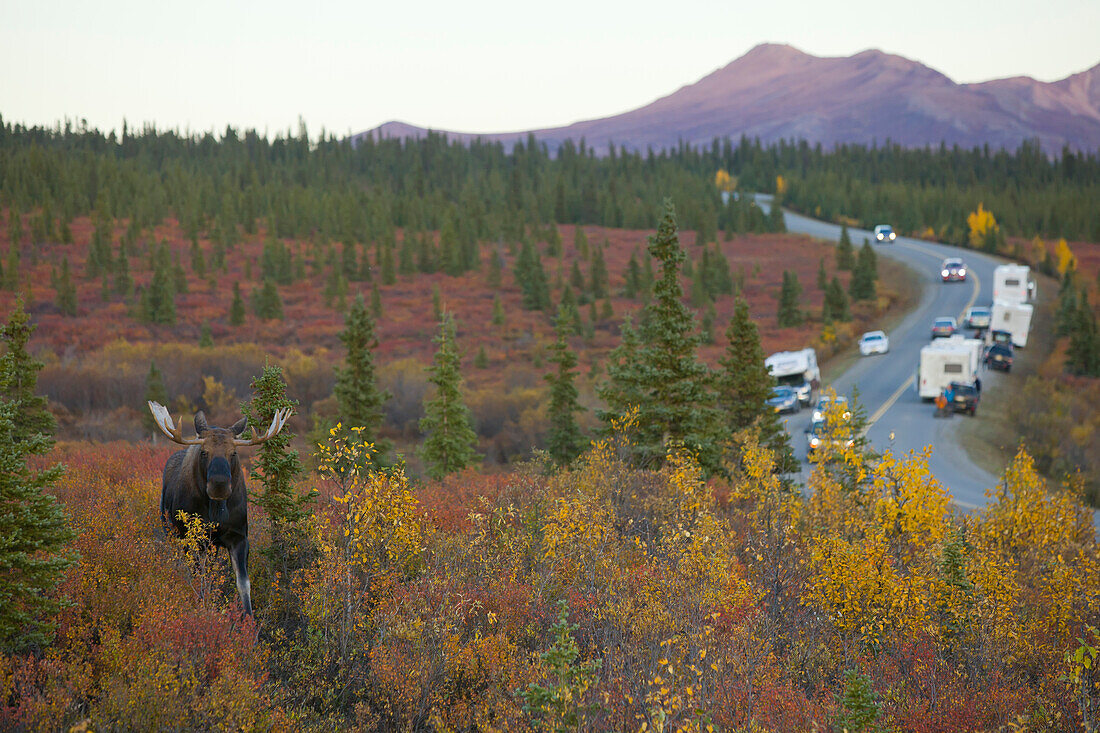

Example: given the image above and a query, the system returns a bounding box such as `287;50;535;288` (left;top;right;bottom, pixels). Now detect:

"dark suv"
984;343;1013;372
948;381;980;416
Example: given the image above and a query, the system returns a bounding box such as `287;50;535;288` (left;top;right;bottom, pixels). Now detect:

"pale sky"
2;0;1098;139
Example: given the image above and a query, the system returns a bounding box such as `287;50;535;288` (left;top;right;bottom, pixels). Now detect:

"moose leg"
228;538;253;615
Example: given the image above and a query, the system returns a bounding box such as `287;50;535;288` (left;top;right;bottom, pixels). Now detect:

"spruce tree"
816;256;828;291
1066;289;1100;377
229;281;246;325
836;225;855;271
0;299;57;445
114;247;132;297
491;294;506;327
600;200;722;471
4;243;19;291
334;294;392;462
141;258;176;325
241;364;313;551
766;198;787;232
199;321;214;348
515;240;550;311
545;307;586;466
419;312;480;479
849;241;877;301
715;297;797;474
0;397;74;652
55;257;77;316
824;276;852;323
143;361;168;434
589;243;609;299
776;271;803;327
252;279;284;320
370;281;383;319
486;248;503;289
0;301;74;651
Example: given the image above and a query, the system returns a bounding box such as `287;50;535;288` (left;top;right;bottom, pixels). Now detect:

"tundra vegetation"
0;121;1098;728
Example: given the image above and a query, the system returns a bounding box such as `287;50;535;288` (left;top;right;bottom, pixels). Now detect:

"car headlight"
959;269;966;276
941;270;949;277
889;233;896;240
810;437;821;448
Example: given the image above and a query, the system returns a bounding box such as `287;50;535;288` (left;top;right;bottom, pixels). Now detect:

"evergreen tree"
597;315;644;426
143;361;168;434
55;257;77;316
776;270;803;327
558;285;583;335
589;243;609;299
4;243;19;291
0;397;74;652
241;364;313;554
816;256;828;291
474;345;489;369
334;294;392;463
573;226;589;260
823;276;852;323
370;281;383;319
491;294;506;327
569;259;586;297
715;297;797;474
114;246;133;297
1066;289;1100;377
419;312;480;479
545;308;586;466
199;321;214;348
486;248;503;289
766;198;787;232
832;669;884;733
380;238;397;284
849;240;877;301
836;225;855;270
140;257;176;325
622;250;641;299
515;240;551;311
190;238;206;279
599;200;722;472
0;299;57;444
252;279;284;320
229;281;246;325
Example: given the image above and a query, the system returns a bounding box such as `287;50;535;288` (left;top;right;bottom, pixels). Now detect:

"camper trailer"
917;342;978;400
765;348;820;406
937;335;984;376
989;300;1034;348
992;264;1035;305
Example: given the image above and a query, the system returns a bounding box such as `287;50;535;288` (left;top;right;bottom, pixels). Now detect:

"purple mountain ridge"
353;44;1100;153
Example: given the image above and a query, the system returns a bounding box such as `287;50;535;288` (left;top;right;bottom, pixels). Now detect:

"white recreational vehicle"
938;335;984;375
989;300;1034;348
765;348;820;406
992;264;1035;305
917;341;978;400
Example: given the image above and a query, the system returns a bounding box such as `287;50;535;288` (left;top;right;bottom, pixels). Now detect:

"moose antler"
147;401;204;445
233;408;292;447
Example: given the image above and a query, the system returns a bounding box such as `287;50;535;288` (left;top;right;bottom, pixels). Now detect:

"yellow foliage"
967;202;1000;250
775;175;787;197
714;169;738;193
200;376;237;419
1031;235;1047;266
870;448;950;558
1055;238;1077;276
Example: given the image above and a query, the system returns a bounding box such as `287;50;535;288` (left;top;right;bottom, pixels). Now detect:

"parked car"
941;258;967;282
874;225;896;242
811;394;850;423
984;343;1014;372
858;330;889;356
964;306;992;330
948;380;980;416
766;385;800;414
931;317;957;339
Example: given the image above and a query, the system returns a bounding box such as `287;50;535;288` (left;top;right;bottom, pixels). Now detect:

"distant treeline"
1;117;1097;243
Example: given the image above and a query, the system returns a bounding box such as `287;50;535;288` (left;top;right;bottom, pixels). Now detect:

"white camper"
989;300;1034;347
937;335;984;376
917;342;978;399
992;264;1035;304
765;348;820;406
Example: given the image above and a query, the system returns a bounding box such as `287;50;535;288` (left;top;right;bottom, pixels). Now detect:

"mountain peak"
355;47;1100;153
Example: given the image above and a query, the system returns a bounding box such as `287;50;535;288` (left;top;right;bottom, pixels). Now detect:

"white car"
874;225;896;242
858;330;889;356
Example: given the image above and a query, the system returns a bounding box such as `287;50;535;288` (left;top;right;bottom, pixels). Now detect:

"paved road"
756;196;1007;509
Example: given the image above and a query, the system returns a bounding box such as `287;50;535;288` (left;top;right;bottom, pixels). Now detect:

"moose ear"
194;411;209;437
231;417;248;436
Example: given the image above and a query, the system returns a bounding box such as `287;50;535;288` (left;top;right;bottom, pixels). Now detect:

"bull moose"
148;401;290;615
